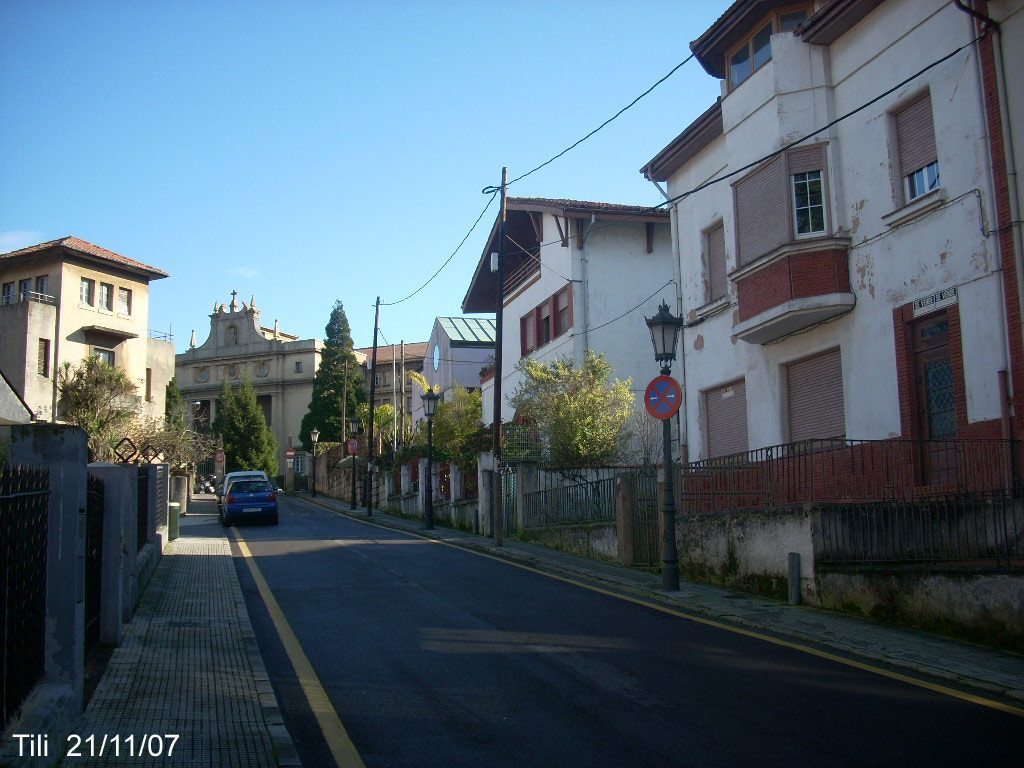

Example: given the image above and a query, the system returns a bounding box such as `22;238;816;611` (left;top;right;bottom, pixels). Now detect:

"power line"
493;54;698;192
382;191;498;307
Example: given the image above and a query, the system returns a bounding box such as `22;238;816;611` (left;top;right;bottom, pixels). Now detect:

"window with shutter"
895;93;939;202
706;223;727;303
786;348;845;442
706;380;748;458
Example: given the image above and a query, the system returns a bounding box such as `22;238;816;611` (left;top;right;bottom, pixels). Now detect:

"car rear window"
231;481;273;494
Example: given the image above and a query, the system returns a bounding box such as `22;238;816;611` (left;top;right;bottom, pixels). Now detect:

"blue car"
221;479;278;526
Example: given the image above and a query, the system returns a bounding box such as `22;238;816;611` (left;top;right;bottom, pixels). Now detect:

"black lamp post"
349;418;359;510
422;390;440;530
310;428;320;498
645;302;684;591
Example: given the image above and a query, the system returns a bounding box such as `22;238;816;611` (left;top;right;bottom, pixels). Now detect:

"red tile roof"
0;236;169;279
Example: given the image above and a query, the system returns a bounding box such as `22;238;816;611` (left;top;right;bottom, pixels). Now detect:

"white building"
640;0;1023;461
410;317;496;426
462;197;673;425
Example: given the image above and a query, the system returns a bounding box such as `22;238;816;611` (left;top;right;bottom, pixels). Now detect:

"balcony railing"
148;329;174;342
0;291;56;307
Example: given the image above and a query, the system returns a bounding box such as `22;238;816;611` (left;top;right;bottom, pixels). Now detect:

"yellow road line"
232;528;367;768
332;507;1024;719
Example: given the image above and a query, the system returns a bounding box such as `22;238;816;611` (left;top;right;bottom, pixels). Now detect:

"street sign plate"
285;448;296;459
347;438;359;455
214;450;225;463
644;375;682;421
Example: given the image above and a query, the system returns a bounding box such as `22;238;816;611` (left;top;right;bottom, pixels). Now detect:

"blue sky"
1;0;727;352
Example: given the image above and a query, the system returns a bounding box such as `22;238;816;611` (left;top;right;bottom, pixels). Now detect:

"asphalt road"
230;495;1022;768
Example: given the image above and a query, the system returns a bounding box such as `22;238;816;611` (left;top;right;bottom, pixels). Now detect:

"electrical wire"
578;279;676;335
382;191;498;307
487;54;698;193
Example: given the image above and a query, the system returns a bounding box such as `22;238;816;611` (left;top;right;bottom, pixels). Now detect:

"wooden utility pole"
492;167;508;547
366;296;381;515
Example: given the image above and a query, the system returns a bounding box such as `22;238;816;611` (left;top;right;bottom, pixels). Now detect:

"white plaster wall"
663;0;1006;455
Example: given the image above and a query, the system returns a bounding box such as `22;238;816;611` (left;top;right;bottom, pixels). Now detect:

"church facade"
175;293;322;474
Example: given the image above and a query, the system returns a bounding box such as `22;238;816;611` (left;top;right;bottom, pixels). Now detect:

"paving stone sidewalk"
71;510;298;767
306;494;1024;709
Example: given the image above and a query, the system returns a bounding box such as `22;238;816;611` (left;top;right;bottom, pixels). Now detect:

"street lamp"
310;427;320;498
422;390;440;530
645;302;683;591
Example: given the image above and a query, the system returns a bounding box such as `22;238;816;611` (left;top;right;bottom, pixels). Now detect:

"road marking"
232;528;367;768
326;506;1024;719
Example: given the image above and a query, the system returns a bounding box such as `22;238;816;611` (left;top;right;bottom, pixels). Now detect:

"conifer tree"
213;376;279;475
300;300;365;449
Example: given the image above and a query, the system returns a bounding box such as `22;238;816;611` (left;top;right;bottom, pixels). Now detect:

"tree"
508;351;635;466
165;377;185;428
213;376;279;475
432;384;488;474
300;300;365;450
58;356;140;461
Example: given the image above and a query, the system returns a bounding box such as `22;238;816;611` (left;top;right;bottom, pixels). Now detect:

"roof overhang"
691;0;805;78
81;325;139;340
462;198;669;314
641;100;724;182
797;0;887;45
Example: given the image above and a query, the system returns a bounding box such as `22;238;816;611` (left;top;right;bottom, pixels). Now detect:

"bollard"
168;502;180;541
788;552;801;605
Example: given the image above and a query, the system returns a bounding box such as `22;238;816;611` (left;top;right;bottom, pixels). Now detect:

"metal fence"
136;466;149;552
85;476;105;655
521;467;621;529
0;465;49;729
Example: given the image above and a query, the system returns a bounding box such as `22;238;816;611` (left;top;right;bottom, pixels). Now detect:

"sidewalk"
306;494;1024;709
72;498;298;767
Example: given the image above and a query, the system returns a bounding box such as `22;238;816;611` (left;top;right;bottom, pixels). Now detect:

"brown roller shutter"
786;143;825;175
707;223;727;302
895;93;936;176
734;156;789;266
706;379;748;458
787;348;845;442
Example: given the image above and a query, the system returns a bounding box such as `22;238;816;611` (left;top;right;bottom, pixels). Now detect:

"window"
35;275;48;296
38;339;51;377
727;7;809;90
1;282;13;305
374;373;387;387
98;282;113;311
295;361;303;373
146;368;153;402
520;312;536;356
80;277;95;305
18;278;31;299
705;223;727;303
94;348;115;367
787;348;845;442
539;304;551;347
895;93;940;203
555;288;572;336
733;143;829;266
118;287;132;315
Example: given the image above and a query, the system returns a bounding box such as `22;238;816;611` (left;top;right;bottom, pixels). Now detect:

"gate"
501;464;517;535
84;476;104;658
632;469;661;566
136;466;149;552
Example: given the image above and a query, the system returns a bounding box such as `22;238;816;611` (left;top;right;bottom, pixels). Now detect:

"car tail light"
226;494;235;503
268;492;277;502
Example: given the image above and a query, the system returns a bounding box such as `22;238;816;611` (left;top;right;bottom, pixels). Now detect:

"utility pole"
492;167;507;547
392;343;398;462
366;296;381;516
341;357;349;446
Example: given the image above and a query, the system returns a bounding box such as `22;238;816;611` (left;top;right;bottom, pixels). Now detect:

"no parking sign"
644;375;682;421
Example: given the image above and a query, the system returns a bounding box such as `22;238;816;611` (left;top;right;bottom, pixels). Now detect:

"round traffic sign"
214;450;225;463
347;438;359;455
285;448;296;459
644;375;682;421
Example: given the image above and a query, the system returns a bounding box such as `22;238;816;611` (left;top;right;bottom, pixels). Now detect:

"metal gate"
85;476;104;656
632;470;661;566
136;466;149;552
501;464;517;536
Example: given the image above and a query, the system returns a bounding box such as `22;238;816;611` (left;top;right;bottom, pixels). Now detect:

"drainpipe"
579;213;598;359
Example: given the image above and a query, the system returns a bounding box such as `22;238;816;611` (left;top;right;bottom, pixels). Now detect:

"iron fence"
521;467;621;529
136;466;149;552
85;476;105;655
1;465;49;729
683;439;1019;512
